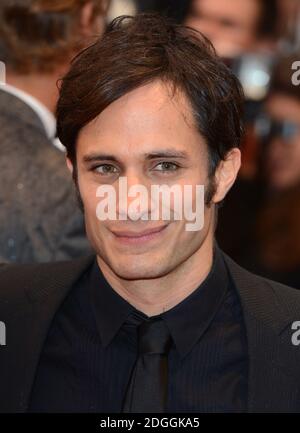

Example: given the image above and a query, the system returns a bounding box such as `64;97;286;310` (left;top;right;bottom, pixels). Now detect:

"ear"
212;148;241;204
66;156;74;175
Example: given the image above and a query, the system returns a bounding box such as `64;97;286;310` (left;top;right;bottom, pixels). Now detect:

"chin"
111;261;169;281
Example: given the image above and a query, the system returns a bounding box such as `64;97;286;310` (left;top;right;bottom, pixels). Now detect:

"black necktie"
122;315;172;413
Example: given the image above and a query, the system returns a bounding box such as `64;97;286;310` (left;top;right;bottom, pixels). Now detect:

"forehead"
193;0;260;25
77;80;206;158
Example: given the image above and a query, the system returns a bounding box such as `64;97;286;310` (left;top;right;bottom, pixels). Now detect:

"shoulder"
0;89;64;165
0;89;44;136
222;251;300;325
0;256;94;309
225;251;300;293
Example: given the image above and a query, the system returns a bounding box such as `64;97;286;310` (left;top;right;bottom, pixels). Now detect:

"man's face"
265;94;300;191
73;81;216;281
185;0;261;58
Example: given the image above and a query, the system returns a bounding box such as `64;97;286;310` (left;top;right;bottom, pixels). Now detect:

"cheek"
166;181;206;220
287;150;300;180
276;143;300;167
175;207;212;252
78;177;100;216
291;142;300;162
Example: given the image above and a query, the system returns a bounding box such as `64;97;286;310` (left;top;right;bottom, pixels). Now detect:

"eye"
152;162;180;172
93;164;119;175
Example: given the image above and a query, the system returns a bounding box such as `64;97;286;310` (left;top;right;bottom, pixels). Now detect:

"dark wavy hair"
57;13;245;179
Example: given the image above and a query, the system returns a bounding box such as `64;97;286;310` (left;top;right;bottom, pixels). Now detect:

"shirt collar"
89;244;229;360
0;83;56;140
162;245;229;359
89;262;139;349
0;83;66;152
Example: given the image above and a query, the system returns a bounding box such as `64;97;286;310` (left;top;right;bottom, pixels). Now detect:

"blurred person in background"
218;55;300;289
248;55;300;288
277;0;300;52
183;0;280;181
137;0;190;24
184;0;278;59
0;0;109;262
181;0;280;262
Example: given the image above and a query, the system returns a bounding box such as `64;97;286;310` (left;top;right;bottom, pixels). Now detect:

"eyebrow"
82;150;189;164
83;154;119;163
144;150;189;159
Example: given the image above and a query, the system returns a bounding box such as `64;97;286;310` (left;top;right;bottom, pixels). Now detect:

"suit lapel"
0;256;94;412
223;253;300;412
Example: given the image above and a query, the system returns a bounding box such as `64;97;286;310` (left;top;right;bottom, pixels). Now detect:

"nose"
116;171;151;222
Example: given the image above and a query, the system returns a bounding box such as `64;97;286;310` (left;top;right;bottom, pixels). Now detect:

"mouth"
110;224;169;245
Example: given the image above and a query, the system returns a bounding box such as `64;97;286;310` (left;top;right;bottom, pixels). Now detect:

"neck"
97;233;214;317
6;71;61;114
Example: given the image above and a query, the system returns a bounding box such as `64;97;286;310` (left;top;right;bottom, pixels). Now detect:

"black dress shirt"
28;246;248;413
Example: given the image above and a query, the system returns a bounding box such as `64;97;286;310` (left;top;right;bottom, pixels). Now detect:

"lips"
111;224;168;238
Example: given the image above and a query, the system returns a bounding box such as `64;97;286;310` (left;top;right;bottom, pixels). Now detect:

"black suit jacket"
0;89;91;262
0;252;300;413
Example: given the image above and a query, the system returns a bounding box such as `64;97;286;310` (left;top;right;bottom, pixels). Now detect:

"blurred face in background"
80;0;109;40
185;0;261;58
264;94;300;191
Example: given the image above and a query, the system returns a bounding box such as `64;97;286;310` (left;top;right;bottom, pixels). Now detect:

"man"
0;0;109;262
184;0;278;58
1;13;300;413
